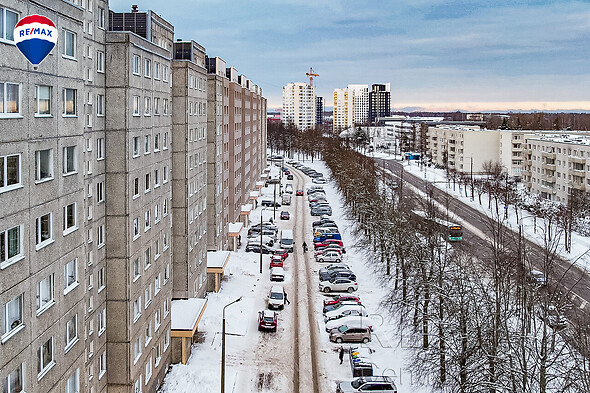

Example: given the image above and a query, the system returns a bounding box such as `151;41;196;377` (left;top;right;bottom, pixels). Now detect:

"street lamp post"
221;297;243;393
259;212;263;274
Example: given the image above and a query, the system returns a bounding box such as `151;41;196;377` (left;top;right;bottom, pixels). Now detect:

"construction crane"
306;67;319;86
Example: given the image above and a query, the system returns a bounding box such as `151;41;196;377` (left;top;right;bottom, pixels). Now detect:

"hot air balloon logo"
14;15;57;67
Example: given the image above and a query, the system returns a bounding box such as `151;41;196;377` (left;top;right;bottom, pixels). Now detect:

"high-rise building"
316;96;324;125
282;82;316;130
333;84;369;132
369;83;391;123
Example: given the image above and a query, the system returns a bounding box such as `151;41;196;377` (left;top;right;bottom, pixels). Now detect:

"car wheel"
362;337;369;343
347;287;354;293
323;287;331;293
336;338;343;343
335;259;341;263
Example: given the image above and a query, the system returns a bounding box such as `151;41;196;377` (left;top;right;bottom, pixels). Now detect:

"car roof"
271;267;284;273
262;310;275;318
270;285;284;292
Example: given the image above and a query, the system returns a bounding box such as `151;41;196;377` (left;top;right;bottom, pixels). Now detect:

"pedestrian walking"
302;241;308;252
284;291;290;305
338;346;344;364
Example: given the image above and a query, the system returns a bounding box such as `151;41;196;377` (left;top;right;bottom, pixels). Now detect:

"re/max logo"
19;27;53;38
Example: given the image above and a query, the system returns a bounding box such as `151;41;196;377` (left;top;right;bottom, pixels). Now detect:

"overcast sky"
109;0;590;111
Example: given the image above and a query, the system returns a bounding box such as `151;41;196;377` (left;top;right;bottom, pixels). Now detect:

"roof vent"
131;4;138;12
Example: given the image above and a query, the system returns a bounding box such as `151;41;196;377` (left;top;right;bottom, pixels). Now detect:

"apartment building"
171;40;208;299
282;82;316;130
316;96;324;125
205;56;228;251
333;84;369;132
0;0;107;392
522;134;590;202
348;84;369;126
333;87;350;131
369;83;390;123
105;9;174;393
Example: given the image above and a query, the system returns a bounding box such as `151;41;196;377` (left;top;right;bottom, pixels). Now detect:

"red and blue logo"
14;15;57;66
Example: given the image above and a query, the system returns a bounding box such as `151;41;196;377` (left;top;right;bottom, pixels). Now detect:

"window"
145;356;152;382
96;181;104;203
164;264;170;283
34;149;53;183
164;329;170;350
63;203;77;234
154;133;160;151
133;177;140;198
134;376;142;393
163;199;168;216
99;351;106;378
96;94;104;116
96;50;104;72
65;314;78;351
163;298;169;317
154;205;160;224
144;286;152;309
65;369;79;393
2;294;23;339
163;165;168;183
144;135;150;154
3;363;24;393
144;58;151;77
64;259;78;293
97;7;105;28
37;274;54;313
163;99;169;115
35;85;52;116
0;82;20;115
0;225;23;267
154;62;160;80
154;97;160;115
144;97;151;115
96;138;104;159
37;337;55;377
133;55;140;74
133;297;141;323
63;29;76;58
36;213;53;248
154;169;160;188
163;65;169;82
63;146;77;174
133;258;141;281
144;173;150;193
144;211;151;231
63;88;77;116
97;225;104;247
154;274;161;294
144;247;151;270
98;308;106;334
133;95;140;115
154;309;161;330
0;7;18;42
98;267;105;291
133;136;140;156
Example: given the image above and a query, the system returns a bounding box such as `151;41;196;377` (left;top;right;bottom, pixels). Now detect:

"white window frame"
36;274;55;315
97;225;105;248
144;58;151;77
64;259;79;294
133;258;141;281
0;224;24;269
132;55;140;75
65;314;78;352
144;96;151;116
96;181;104;203
96;50;104;73
63;88;77;117
144;135;150;155
96;94;104;116
34;85;52;117
35;212;53;250
133;96;140;116
96;138;104;159
2;293;24;342
63;203;78;235
0;7;19;43
35;149;54;183
133;297;141;323
37;337;55;379
3;363;24;393
65;368;79;393
98;308;106;335
0;82;21;117
63;146;77;175
98;267;105;292
99;351;107;378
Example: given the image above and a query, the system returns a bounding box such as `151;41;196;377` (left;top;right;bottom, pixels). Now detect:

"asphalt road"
376;158;590;321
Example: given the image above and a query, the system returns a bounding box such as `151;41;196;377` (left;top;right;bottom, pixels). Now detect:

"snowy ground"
368;150;590;274
160;159;430;393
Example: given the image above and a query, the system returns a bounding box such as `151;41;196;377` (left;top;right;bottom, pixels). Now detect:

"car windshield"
270;292;283;300
338;325;348;333
281;239;293;245
351;379;363;388
263;316;274;322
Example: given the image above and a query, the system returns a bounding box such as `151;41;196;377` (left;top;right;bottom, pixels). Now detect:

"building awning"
249;190;260;199
228;222;243;237
261;173;269;180
170;298;208;338
240;204;252;215
207;250;230;274
255;181;265;189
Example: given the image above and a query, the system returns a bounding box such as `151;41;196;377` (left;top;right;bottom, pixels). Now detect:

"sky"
109;0;590;112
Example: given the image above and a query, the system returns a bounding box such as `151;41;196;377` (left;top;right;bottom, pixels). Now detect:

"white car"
319;277;357;293
324;304;368;322
247;235;274;247
325;315;374;332
315;250;342;263
312;177;327;184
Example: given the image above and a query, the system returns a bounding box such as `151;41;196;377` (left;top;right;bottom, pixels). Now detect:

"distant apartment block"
333;87;350;131
333;84;370;131
0;2;266;393
316;96;324;125
369;83;391;123
282;82;316;130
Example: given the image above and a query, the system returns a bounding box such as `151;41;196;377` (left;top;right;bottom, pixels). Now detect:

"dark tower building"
369;83;391;123
316;96;324;125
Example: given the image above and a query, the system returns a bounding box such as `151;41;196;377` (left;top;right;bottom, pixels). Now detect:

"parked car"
270;267;285;282
268;285;285;310
247;235;274;247
315;250;342;263
249;222;278;232
245;242;273;254
280;211;290;220
261;199;281;208
319;263;350;275
530;269;547;286
319;278;358;293
323;300;364;314
319;269;356;282
307;186;324;194
325;315;373;332
287;174;293;180
281;194;292;205
258;310;277;332
329;325;371;343
314;247;343;257
323;294;361;310
266;177;281;185
312;177;327;184
296;189;304;196
285;184;293;194
270;255;284;268
312;218;337;228
336;376;397;393
311;207;332;216
274;249;289;261
324;305;368;322
248;228;278;240
322;239;344;247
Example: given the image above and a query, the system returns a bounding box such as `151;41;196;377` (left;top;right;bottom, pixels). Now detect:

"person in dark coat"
302;241;308;252
338;346;344;364
284;290;290;305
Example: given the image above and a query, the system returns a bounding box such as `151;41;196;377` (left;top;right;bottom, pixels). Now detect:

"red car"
296;189;304;196
323;294;361;307
274;249;288;261
323;239;344;247
258;310;277;332
270;255;284;268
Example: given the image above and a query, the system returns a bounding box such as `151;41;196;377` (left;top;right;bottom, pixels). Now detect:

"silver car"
336;376;397;393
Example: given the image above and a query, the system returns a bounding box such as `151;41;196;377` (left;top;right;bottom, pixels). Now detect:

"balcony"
541;163;556;171
542;151;556;159
569;168;586;177
571;182;586;191
569;156;586;165
541;173;555;182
